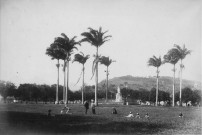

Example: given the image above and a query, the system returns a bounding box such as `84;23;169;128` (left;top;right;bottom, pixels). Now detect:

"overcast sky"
0;0;201;90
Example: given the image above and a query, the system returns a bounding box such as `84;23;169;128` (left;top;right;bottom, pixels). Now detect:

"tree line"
0;80;107;103
120;87;201;106
0;80;200;106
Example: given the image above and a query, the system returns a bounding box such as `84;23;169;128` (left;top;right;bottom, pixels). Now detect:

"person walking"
84;101;89;114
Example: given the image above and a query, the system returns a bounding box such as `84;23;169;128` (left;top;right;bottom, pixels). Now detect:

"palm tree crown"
148;56;162;68
174;44;191;60
80;27;112;47
163;48;180;65
46;43;66;60
73;52;90;65
100;56;114;67
54;33;80;58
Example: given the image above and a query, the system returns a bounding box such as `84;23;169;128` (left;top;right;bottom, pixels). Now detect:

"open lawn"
0;103;201;135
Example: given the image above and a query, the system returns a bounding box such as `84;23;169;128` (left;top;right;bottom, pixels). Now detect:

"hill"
99;75;201;94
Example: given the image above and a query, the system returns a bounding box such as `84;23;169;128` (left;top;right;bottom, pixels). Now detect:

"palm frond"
164;48;180;65
61;33;69;42
174;44;191;60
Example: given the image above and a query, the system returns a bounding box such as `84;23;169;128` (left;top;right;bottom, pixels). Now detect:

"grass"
0;103;201;135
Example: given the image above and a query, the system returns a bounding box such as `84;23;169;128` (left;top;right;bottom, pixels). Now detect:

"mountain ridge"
99;75;201;93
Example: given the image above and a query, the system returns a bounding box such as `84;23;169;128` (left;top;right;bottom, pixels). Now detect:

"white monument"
115;86;123;102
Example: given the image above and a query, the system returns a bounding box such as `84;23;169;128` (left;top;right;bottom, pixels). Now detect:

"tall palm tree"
60;52;68;103
81;27;111;106
73;52;90;104
100;56;115;102
46;43;66;104
164;48;180;107
174;44;191;106
54;33;80;105
148;56;163;106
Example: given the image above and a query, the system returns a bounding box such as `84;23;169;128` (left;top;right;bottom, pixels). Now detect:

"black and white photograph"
0;0;201;134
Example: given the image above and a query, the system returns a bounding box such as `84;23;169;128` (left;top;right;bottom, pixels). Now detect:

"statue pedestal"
115;93;123;102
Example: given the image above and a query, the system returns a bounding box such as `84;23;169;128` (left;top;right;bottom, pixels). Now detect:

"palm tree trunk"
65;60;69;105
95;47;98;106
172;64;176;107
63;60;66;103
179;60;182;106
106;66;109;102
156;68;159;106
82;64;85;104
56;59;59;104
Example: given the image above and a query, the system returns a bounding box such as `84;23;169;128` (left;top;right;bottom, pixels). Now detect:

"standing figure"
84;101;89;114
48;109;52;117
91;101;96;114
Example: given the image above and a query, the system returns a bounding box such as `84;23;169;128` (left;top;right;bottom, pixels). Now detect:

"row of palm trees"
148;44;191;107
46;27;112;105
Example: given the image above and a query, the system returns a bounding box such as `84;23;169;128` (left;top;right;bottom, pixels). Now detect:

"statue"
115;86;123;102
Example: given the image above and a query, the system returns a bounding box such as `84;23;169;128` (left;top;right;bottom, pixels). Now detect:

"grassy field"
0;103;201;135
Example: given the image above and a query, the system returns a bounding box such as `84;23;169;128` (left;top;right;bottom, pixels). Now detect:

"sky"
0;0;201;90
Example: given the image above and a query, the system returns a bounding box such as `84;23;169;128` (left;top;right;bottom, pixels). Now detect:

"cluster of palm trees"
46;27;113;105
148;44;191;107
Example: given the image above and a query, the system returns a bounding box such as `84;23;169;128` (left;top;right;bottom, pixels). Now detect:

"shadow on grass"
0;111;173;135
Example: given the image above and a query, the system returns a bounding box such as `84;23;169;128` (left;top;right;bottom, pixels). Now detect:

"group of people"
52;101;184;120
84;100;96;114
125;112;149;119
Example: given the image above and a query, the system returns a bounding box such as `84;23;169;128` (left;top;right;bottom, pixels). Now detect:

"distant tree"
139;89;150;102
148;55;163;106
174;44;191;106
100;56;115;102
149;88;156;103
81;27;112;106
191;90;201;106
38;84;51;104
0;81;16;102
182;87;193;105
158;90;170;102
164;48;180;107
131;90;140;99
73;52;90;104
124;82;128;89
120;88;131;98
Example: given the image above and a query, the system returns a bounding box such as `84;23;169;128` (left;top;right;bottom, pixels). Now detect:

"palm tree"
148;56;163;106
73;52;90;104
100;56;115;102
81;27;111;106
164;48;180;107
54;33;80;105
46;43;66;104
174;44;191;106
